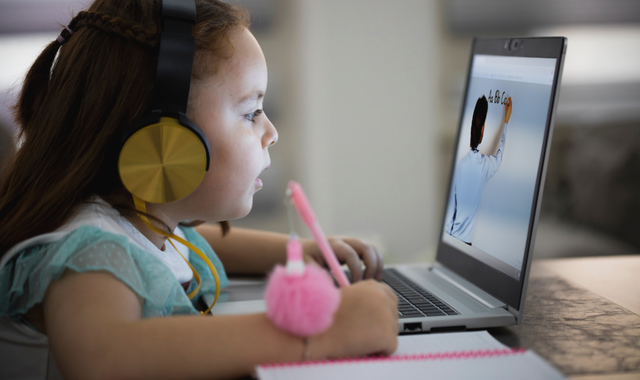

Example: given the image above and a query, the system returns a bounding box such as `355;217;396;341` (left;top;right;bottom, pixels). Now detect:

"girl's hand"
302;236;384;282
313;280;399;359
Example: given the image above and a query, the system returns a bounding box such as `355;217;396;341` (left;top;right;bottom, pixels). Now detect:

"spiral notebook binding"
259;348;527;369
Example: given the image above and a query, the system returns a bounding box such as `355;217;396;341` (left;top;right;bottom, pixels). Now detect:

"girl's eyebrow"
239;91;264;105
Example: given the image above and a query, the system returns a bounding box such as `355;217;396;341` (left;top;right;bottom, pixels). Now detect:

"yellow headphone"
117;0;219;314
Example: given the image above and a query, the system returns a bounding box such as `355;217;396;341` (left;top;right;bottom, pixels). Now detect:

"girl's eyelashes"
244;109;264;123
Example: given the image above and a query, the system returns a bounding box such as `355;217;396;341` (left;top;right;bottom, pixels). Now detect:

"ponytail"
15;41;60;128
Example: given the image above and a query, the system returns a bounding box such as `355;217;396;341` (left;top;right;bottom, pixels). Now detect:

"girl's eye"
245;109;264;122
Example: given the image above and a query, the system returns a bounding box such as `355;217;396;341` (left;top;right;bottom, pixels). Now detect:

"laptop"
209;36;567;334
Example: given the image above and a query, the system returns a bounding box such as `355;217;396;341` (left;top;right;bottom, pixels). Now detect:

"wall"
237;0;444;263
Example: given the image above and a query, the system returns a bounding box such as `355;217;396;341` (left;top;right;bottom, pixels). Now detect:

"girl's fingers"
306;236;385;282
333;241;363;282
341;237;383;280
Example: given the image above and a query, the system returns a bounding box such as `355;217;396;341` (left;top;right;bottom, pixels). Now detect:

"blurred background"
1;0;639;264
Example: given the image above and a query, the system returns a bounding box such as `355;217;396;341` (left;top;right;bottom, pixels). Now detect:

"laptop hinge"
432;265;508;309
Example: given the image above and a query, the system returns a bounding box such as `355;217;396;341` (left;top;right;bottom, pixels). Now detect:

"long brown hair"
0;0;249;256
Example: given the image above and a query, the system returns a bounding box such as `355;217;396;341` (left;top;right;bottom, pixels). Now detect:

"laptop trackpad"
211;300;266;315
204;277;267;315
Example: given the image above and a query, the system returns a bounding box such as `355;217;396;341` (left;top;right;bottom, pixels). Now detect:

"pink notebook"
255;331;565;380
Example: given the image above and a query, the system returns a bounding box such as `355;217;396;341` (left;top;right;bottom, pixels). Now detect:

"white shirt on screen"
446;123;509;244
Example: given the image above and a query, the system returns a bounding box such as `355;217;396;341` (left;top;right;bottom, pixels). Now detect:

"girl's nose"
264;117;278;148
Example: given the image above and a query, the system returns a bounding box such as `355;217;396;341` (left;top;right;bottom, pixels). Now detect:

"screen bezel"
437;37;567;311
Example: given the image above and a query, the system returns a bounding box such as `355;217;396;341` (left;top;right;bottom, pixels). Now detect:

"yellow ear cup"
118;117;207;204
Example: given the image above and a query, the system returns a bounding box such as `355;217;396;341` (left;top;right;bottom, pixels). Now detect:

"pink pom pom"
265;264;341;336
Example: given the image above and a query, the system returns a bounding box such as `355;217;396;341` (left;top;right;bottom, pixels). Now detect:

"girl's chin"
226;200;254;221
186;205;253;224
191;192;255;221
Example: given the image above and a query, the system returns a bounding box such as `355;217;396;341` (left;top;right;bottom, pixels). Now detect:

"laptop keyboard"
382;268;459;319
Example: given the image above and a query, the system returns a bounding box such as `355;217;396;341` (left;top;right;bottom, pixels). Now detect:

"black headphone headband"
151;0;196;116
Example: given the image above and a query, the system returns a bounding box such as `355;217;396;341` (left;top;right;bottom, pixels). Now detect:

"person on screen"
446;95;512;245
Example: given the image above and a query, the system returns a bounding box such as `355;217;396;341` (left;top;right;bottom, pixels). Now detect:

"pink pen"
286;180;351;287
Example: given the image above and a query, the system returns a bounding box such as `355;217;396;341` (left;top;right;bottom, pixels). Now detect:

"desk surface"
221;255;640;380
490;255;640;380
534;256;640;316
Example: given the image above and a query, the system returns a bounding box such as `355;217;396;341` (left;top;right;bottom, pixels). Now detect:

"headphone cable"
133;195;220;315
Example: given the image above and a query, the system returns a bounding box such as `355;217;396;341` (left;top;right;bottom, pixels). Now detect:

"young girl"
0;0;398;379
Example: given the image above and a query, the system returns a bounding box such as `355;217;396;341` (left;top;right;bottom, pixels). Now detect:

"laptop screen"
442;54;557;281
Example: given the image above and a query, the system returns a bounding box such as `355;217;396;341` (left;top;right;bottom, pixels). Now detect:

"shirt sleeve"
484;122;509;180
0;226;200;319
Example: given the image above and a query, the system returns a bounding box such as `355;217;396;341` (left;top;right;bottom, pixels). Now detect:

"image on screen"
442;54;557;280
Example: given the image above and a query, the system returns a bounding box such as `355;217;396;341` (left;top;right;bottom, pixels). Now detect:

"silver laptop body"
389;36;566;333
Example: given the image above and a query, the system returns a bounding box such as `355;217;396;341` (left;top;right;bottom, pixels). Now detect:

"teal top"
0;224;229;319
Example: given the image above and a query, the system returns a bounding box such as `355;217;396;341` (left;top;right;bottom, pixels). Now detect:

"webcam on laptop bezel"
506;39;524;51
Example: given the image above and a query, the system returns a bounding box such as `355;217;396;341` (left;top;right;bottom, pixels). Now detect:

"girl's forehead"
209;29;267;97
226;29;266;77
192;29;267;104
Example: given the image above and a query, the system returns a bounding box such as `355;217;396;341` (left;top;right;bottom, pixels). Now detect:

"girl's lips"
255;164;269;190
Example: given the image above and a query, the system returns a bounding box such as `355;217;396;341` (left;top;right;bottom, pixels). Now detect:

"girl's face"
161;28;277;224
